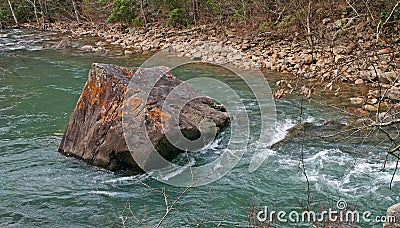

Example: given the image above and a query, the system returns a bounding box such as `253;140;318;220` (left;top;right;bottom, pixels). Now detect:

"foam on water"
199;133;224;153
273;118;297;144
0;28;59;52
89;191;118;197
157;157;197;181
300;148;399;196
104;173;150;184
251;113;399;201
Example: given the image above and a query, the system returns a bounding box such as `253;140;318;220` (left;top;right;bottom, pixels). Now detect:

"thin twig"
299;97;311;210
156;183;195;228
390;152;400;189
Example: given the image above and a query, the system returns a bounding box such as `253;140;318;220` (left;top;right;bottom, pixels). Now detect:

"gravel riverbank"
24;21;399;116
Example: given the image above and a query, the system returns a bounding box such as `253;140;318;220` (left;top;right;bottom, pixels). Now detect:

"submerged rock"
59;63;230;171
271;119;347;149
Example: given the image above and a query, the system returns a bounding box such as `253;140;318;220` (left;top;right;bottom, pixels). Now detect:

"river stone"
124;50;133;56
379;48;392;54
383;72;397;83
349;97;365;105
232;54;242;60
59;63;230;171
265;61;272;69
363;104;378;112
271;120;346;149
384;203;400;228
387;87;400;101
355;78;364;85
80;45;93;51
372;87;400;101
192;52;202;60
303;54;314;65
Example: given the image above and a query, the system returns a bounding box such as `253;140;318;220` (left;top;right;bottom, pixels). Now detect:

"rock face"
59;63;230;171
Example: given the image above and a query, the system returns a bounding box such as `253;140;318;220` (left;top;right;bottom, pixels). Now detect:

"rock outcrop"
59;63;230;171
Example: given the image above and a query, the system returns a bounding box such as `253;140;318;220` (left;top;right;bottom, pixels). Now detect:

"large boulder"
59;63;230;171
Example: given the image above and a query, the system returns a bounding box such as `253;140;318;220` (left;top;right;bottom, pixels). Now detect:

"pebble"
232;54;242;60
353;108;370;117
96;41;107;46
387;87;400;101
193;52;202;59
363;104;378;112
124;50;133;56
349;97;365;105
355;79;364;85
81;45;93;51
379;48;392;54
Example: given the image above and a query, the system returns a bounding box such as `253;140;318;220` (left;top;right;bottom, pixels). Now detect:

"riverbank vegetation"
1;0;399;37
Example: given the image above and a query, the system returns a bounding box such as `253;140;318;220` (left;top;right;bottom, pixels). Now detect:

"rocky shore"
24;21;399;115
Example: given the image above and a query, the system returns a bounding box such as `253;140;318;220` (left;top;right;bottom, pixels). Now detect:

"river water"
0;28;399;227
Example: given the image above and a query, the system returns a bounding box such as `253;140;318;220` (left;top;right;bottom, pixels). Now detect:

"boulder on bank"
58;63;230;171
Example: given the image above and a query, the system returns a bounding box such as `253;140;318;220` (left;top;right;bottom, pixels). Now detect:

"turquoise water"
1;29;399;227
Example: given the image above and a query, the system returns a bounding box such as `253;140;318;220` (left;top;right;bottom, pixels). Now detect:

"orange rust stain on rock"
75;69;124;124
75;70;106;110
75;80;99;111
73;66;137;124
100;102;122;123
75;88;86;110
146;107;170;129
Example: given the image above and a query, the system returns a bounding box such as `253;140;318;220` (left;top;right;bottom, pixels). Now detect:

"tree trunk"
192;0;198;26
72;0;81;24
26;0;40;27
305;0;314;48
140;0;147;25
241;0;246;26
7;0;19;27
43;0;48;21
33;0;39;27
38;0;46;29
